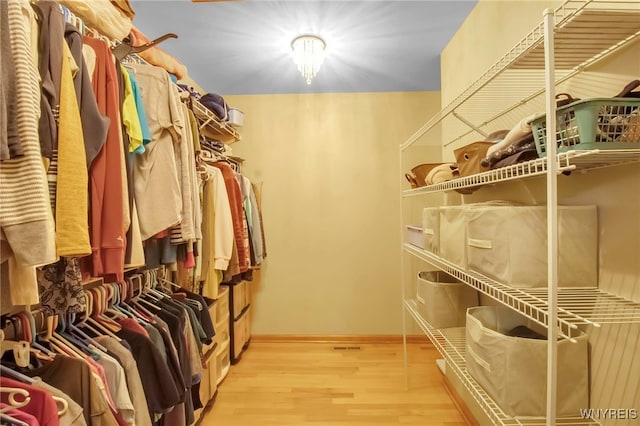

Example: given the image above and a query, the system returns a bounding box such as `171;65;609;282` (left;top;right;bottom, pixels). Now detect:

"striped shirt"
1;0;56;268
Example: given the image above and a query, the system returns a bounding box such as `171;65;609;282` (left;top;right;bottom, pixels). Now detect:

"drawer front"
216;338;231;385
207;299;217;327
243;281;251;311
233;307;251;358
233;314;246;358
206;354;217;399
214;312;230;347
199;357;212;404
216;286;230;323
232;281;247;319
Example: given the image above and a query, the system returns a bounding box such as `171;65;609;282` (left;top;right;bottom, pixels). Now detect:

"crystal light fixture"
291;34;326;85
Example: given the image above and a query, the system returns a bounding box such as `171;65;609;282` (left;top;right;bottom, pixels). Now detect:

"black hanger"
112;33;178;61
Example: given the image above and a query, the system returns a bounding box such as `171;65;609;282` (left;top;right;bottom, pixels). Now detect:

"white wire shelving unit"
403;149;640;196
399;1;640;152
405;300;601;426
403;243;640;340
399;1;640;425
191;100;241;144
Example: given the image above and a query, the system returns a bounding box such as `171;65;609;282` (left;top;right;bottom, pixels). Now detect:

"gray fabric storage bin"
465;205;598;288
422;207;440;254
440;206;467;268
465;306;589;417
416;271;478;328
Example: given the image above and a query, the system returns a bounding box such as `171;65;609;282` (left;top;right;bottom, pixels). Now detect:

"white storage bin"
465;306;588;417
416;271;478;328
465;205;598;288
406;225;425;249
422;207;440;254
228;108;244;127
439;206;467;268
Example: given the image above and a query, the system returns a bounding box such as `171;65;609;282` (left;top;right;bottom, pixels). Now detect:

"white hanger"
0;330;30;368
0;387;30;413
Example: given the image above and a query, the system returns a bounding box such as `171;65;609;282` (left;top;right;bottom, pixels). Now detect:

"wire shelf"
404;300;601;426
402;149;640;197
403;244;640;339
191;99;241;144
400;0;640;152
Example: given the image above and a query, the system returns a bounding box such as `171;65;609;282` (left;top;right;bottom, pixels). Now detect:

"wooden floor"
201;342;467;426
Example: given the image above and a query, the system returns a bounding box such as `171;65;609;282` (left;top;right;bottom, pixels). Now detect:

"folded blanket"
110;0;135;19
58;0;132;41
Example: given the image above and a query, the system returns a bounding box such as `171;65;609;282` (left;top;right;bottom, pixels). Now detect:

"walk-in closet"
1;1;639;425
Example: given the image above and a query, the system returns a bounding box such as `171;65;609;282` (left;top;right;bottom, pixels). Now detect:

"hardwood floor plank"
201;342;468;425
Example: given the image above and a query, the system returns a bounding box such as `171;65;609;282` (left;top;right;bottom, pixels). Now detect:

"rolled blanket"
58;0;132;41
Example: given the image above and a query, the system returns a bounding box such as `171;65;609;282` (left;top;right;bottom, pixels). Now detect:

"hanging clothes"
211;162;250;274
125;69;152;154
34;378;88;426
0;0;57;306
55;40;91;257
16;355;118;425
83;36;126;282
0;0;22;162
125;63;183;241
200;166;233;299
245;177;264;265
63;23;108;167
93;336;153;426
0;377;60;426
38;257;86;315
31;0;65;162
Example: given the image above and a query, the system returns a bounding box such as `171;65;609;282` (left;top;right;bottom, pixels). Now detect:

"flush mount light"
291;34;326;85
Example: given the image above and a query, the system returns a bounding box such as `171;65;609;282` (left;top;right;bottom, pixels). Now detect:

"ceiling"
130;0;477;95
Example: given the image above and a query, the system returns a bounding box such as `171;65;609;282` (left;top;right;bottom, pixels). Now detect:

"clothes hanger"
12;312;55;361
54;314;98;358
0;365;34;385
67;313;108;353
105;282;131;319
53;395;69;417
0;387;30;412
125;276;155;319
102;284;129;321
41;316;83;359
0;412;29;426
91;287;123;332
111;33;178;61
77;291;122;341
0;386;63;423
140;270;167;301
158;276;184;292
0;330;30;368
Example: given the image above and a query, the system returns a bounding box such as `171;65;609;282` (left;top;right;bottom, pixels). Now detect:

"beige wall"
438;1;640;424
225;91;440;335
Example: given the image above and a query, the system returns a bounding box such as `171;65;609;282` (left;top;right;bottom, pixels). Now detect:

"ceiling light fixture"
291;34;326;85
